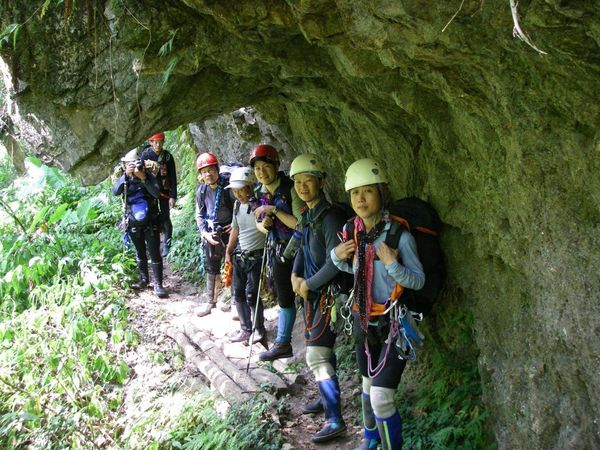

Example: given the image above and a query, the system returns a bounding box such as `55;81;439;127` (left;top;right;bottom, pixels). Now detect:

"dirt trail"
119;263;363;449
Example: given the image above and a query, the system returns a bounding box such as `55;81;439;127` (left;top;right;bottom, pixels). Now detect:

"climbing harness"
304;288;335;343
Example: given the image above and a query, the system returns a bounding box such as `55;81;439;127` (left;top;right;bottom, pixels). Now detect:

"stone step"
167;305;311;406
165;326;250;403
184;326;278;402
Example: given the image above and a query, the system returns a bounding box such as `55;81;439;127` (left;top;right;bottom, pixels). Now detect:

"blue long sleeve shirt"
331;221;425;304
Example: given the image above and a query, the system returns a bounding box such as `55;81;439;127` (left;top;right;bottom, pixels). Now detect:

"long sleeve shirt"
331;221;425;304
292;200;347;292
195;177;234;233
140;148;178;199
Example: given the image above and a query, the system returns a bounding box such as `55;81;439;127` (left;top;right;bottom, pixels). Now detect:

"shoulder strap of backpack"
384;219;405;250
233;199;240;216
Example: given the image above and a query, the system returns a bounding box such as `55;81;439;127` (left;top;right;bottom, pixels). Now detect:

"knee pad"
370;386;396;418
306;346;334;381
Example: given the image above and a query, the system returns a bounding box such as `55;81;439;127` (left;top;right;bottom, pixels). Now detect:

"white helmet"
344;158;388;191
289;153;325;179
121;148;139;162
226;166;255;189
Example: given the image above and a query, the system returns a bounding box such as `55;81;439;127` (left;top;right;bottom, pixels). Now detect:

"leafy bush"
0;155;134;448
398;307;493;449
162;129;205;284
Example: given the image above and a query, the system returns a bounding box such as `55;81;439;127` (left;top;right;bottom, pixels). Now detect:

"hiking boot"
196;302;216;317
311;419;347;443
302;397;324;414
151;262;168;298
132;261;149;290
230;330;252;343
132;278;149;290
258;342;292;361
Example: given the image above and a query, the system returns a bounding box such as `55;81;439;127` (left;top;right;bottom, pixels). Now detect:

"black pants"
272;256;295;308
232;250;263;308
129;222;161;264
304;290;336;348
158;197;172;241
354;314;406;389
203;233;230;275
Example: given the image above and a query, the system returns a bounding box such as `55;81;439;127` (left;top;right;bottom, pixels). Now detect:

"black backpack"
307;201;355;295
347;197;445;315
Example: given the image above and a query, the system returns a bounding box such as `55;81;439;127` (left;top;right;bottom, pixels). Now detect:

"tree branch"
509;0;547;55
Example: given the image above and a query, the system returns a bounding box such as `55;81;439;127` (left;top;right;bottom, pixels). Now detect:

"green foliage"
163;128;205;284
159;30;180;86
121;380;283;450
0;154;135;448
0;23;20;49
162;57;180;86
398;307;494;449
166;396;283;450
158;30;178;57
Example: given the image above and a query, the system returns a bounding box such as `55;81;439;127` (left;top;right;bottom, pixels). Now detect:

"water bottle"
282;229;302;261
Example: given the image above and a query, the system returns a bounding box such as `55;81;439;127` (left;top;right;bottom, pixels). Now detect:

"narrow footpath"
118;264;363;449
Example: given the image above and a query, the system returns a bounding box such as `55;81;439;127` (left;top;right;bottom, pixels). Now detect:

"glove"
144;160;159;175
111;165;124;182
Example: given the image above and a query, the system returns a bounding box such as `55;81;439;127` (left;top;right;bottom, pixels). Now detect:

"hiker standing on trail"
195;152;235;317
289;154;348;443
332;158;425;450
112;148;168;298
249;144;305;361
140;132;177;258
224;166;267;344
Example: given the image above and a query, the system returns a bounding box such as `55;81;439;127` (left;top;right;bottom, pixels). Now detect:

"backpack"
196;173;235;224
306;201;355;295
347;197;445;315
219;162;243;176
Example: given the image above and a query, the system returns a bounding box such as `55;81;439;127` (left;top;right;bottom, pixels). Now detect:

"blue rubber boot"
362;391;380;441
354;391;381;449
312;377;347;443
302;352;338;414
375;411;403;450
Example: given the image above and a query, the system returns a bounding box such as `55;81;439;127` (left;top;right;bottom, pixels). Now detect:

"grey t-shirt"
232;202;266;252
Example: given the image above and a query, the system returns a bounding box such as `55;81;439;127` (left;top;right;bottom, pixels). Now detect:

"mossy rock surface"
1;1;599;447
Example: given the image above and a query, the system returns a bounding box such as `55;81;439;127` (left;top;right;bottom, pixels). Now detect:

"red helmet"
196;152;219;170
249;144;279;167
148;132;165;142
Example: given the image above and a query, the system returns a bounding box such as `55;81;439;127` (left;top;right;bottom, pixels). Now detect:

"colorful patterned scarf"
353;216;385;332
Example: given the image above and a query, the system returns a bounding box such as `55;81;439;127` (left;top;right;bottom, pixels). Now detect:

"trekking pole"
245;244;269;373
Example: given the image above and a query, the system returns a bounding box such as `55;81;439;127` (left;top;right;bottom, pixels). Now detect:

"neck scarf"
353;216;385;331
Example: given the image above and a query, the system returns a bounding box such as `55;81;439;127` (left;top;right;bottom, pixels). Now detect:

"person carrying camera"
112;148;168;298
195;152;235;317
141;132;177;258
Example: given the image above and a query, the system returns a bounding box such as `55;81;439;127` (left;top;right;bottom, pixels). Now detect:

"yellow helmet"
289;153;325;179
344;158;388;191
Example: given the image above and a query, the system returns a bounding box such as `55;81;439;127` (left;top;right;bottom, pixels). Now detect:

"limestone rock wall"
1;1;599;447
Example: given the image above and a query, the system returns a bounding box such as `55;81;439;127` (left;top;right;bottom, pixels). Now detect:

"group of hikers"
112;135;434;450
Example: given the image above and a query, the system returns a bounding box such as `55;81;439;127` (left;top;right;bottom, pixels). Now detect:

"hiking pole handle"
246;244;268;373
